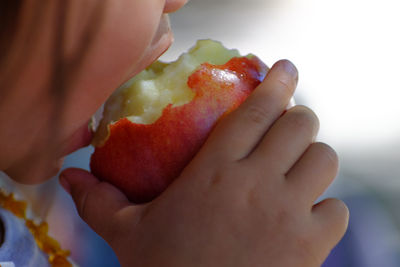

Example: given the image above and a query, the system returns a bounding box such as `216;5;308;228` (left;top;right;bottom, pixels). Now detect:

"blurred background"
47;0;400;266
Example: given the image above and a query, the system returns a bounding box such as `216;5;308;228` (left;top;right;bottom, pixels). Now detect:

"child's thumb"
59;168;135;243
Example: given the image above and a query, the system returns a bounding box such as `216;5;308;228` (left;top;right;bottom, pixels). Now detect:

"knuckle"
77;190;91;222
244;104;272;125
76;183;119;243
275;207;293;225
209;164;232;187
329;198;349;224
313;142;339;170
276;77;293;94
287;105;320;134
76;183;100;222
322;198;350;231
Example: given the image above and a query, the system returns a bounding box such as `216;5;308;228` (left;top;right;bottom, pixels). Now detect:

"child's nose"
163;0;189;13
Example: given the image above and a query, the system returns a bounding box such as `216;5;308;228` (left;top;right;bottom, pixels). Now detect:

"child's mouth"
125;14;173;82
61;120;94;157
151;14;172;48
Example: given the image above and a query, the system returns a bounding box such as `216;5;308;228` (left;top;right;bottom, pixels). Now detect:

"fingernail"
275;59;299;85
59;173;71;195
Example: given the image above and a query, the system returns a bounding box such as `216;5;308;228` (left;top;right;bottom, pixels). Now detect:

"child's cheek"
61;0;166;134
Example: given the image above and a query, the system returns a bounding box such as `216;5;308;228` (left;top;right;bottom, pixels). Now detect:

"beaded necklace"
0;190;72;267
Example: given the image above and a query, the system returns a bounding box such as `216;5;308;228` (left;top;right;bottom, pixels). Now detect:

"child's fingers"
311;198;349;253
286;142;338;204
59;168;140;244
199;60;297;162
164;0;189;13
247;105;319;174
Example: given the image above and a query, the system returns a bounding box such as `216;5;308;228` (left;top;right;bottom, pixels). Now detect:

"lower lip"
61;120;93;156
130;15;173;79
152;14;172;47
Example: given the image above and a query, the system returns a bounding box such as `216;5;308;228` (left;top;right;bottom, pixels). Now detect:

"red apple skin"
90;56;268;203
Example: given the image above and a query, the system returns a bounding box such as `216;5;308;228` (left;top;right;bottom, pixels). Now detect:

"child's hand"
60;60;349;267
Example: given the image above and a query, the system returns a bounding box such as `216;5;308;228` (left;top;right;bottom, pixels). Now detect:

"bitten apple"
90;40;268;203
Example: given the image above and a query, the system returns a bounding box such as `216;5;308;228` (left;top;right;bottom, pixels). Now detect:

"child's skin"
0;0;349;266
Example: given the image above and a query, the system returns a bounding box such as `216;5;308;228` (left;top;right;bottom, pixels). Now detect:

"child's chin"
42;158;65;181
6;158;64;185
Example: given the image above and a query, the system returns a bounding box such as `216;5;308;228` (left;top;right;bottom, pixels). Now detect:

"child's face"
0;0;188;183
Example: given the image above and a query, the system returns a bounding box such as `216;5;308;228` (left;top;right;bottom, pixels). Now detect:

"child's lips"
151;14;172;48
142;15;173;68
61;120;93;157
125;14;173;82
